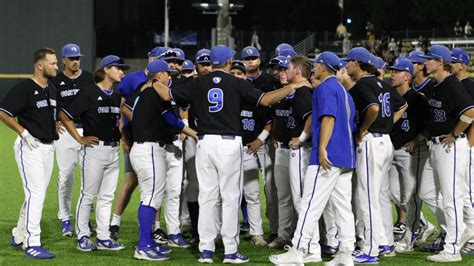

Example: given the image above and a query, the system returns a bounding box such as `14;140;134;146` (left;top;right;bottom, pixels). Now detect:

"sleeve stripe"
256;92;266;107
123;103;133;111
395;102;408;111
265;119;272;125
169;89;176;103
361;102;379;114
458;105;474;117
0;108;14;117
61;108;74;120
161;108;173;115
302;111;312;120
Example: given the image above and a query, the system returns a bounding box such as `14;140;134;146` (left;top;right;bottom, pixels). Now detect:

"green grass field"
0;123;473;265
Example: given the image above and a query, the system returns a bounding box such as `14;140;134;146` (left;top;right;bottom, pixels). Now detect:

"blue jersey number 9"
208;88;224;113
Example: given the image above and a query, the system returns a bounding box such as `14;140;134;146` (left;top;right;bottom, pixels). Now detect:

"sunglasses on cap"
197;62;211;67
166;59;184;65
196;55;210;62
66;56;81;61
232;60;246;68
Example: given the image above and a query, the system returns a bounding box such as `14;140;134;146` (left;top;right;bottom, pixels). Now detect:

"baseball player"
451;48;474;255
151;45;310;263
1;48;59;259
52;44;94;236
270;51;356;266
59;55;129;252
420;45;474;262
344;47;406;263
182;59;196;78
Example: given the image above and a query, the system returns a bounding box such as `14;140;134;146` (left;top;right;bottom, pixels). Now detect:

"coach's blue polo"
310;76;356;169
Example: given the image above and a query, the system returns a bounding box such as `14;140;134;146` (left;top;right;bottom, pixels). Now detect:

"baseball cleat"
198;250;214;263
459;226;474;249
10;236;23;249
168;233;190;248
24;246;55;259
394;235;414;252
77;236;97;252
61;220;73;236
325;252;354;266
109;225;120;241
267;237;291;249
378;245;396;257
189;234;200;245
269;247;303;265
352;246;363;257
156;243;172;254
422;231;445;253
415;221;436;247
461;242;474;256
96;238;125;251
223;251;250;264
321;244;339;257
266;233;278;244
249;235;267;247
152;228;168;244
393;222;406;235
134;245;169;261
303;252;322;263
427;251;461;262
354;253;379;264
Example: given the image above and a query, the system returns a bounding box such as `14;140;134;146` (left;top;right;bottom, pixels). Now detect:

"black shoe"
152;228;168;244
423;231;446;253
109;225;120;241
189;234;200;245
266;233;278;244
393;222;406;235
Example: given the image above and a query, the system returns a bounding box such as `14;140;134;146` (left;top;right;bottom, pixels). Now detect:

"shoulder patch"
213;77;222;84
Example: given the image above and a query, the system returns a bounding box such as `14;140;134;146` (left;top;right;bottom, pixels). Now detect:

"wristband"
182;119;189;127
298;131;309;142
257;130;270;142
460;114;473;124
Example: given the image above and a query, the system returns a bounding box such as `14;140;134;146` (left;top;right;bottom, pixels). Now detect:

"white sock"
111;214;121;227
154;221;161;231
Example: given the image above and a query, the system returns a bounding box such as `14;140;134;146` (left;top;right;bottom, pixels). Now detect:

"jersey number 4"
378;92;391;118
208;88;224;112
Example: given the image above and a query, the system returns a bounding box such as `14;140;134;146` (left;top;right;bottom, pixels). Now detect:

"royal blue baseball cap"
406;51;425;64
373;56;387;70
314;51;343;71
98;55;129;70
148;47;176;59
210;45;236;66
341;47;373;65
278;49;297;58
268;56;289;69
147;59;176;74
62;43;83;58
275;43;294;55
165;48;185;62
387;58;414;75
182;60;195;71
195;49;211;63
451;48;470;65
241;46;260;59
419;45;452;63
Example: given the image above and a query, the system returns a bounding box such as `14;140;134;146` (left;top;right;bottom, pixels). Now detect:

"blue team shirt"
310;76;356;169
117;70;147;125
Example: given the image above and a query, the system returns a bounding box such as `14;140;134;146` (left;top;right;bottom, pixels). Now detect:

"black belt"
102;141;119;147
198;135;236;140
39;139;53;144
276;142;290;149
431;133;466;144
136;141;166;147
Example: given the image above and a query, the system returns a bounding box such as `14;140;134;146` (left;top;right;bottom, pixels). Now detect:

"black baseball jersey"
461;77;474;100
241;102;271;145
426;75;474;136
350;76;406;133
247;71;275;93
125;86;175;144
0;79;58;142
390;89;430;149
412;78;436;99
170;70;264;136
62;84;121;141
52;70;94;109
272;86;312;143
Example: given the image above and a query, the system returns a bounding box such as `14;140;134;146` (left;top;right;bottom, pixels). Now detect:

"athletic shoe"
325;252;354;266
352;246;363;257
423;231;445;253
459;227;474;249
134;244;169;261
267;237;291;249
269;247;303;265
189;234;199;245
415;221;436;247
393;222;406;235
198;249;214;263
152;228;168;244
427;251;462;262
354;253;379;264
249;235;267;247
10;236;23;249
168;233;190;248
266;233;278;244
61;220;73;236
321;244;339;257
378;245;396;257
109;225;120;241
24;246;55;259
223;251;250;264
394;235;414;252
156;244;172;254
303;253;322;263
96;238;125;251
77;236;97;252
461;242;474;256
240;222;250;235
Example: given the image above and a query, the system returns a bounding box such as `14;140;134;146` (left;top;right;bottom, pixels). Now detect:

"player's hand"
56;121;65;134
179;132;187;142
291;79;312;90
319;148;332;171
246;138;263;154
21;130;40;150
79;136;99;147
441;133;456;148
403;139;417;152
121;138;131;153
355;130;368;145
289;137;301;149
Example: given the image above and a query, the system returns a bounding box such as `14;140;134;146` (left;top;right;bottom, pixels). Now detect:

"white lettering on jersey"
60;89;79;97
428;99;442;108
49;99;56;107
240;110;253;117
97;106;110;113
275;109;291;117
36;100;48;108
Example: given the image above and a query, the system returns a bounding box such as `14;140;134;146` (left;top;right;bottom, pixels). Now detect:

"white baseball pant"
464;147;474;232
243;147;264;236
289;145;311;214
274;143;295;240
12;137;54;247
323;200;340;248
76;143;120;240
292;165;355;254
196;135;243;254
55;127;82;221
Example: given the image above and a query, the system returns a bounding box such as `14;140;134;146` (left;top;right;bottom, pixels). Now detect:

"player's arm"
179;108;189;141
121;103;133;121
442;107;474;147
319;115;335;171
289;115;312;149
393;104;408;124
356;104;380;145
246;123;271;154
162;109;198;140
59;109;98;146
259;80;311;106
0;111;25;135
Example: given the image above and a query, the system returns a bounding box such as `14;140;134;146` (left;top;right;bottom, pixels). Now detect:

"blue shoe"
198;250;214;263
321;244;338;257
77;236;97;252
155;243;172;254
61;220;73;236
168;233;190;248
378;245;395;257
223;251;249;264
24;246;55;259
354;253;379;264
10;236;23;249
240;222;250;234
96;238;125;251
134;245;169;261
423;232;445;253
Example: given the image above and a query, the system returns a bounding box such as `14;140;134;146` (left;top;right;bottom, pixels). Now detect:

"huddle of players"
3;41;474;265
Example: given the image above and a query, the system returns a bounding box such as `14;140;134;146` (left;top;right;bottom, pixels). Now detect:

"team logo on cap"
71;47;77;52
175;51;181;56
213;77;222;84
247;49;253;55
